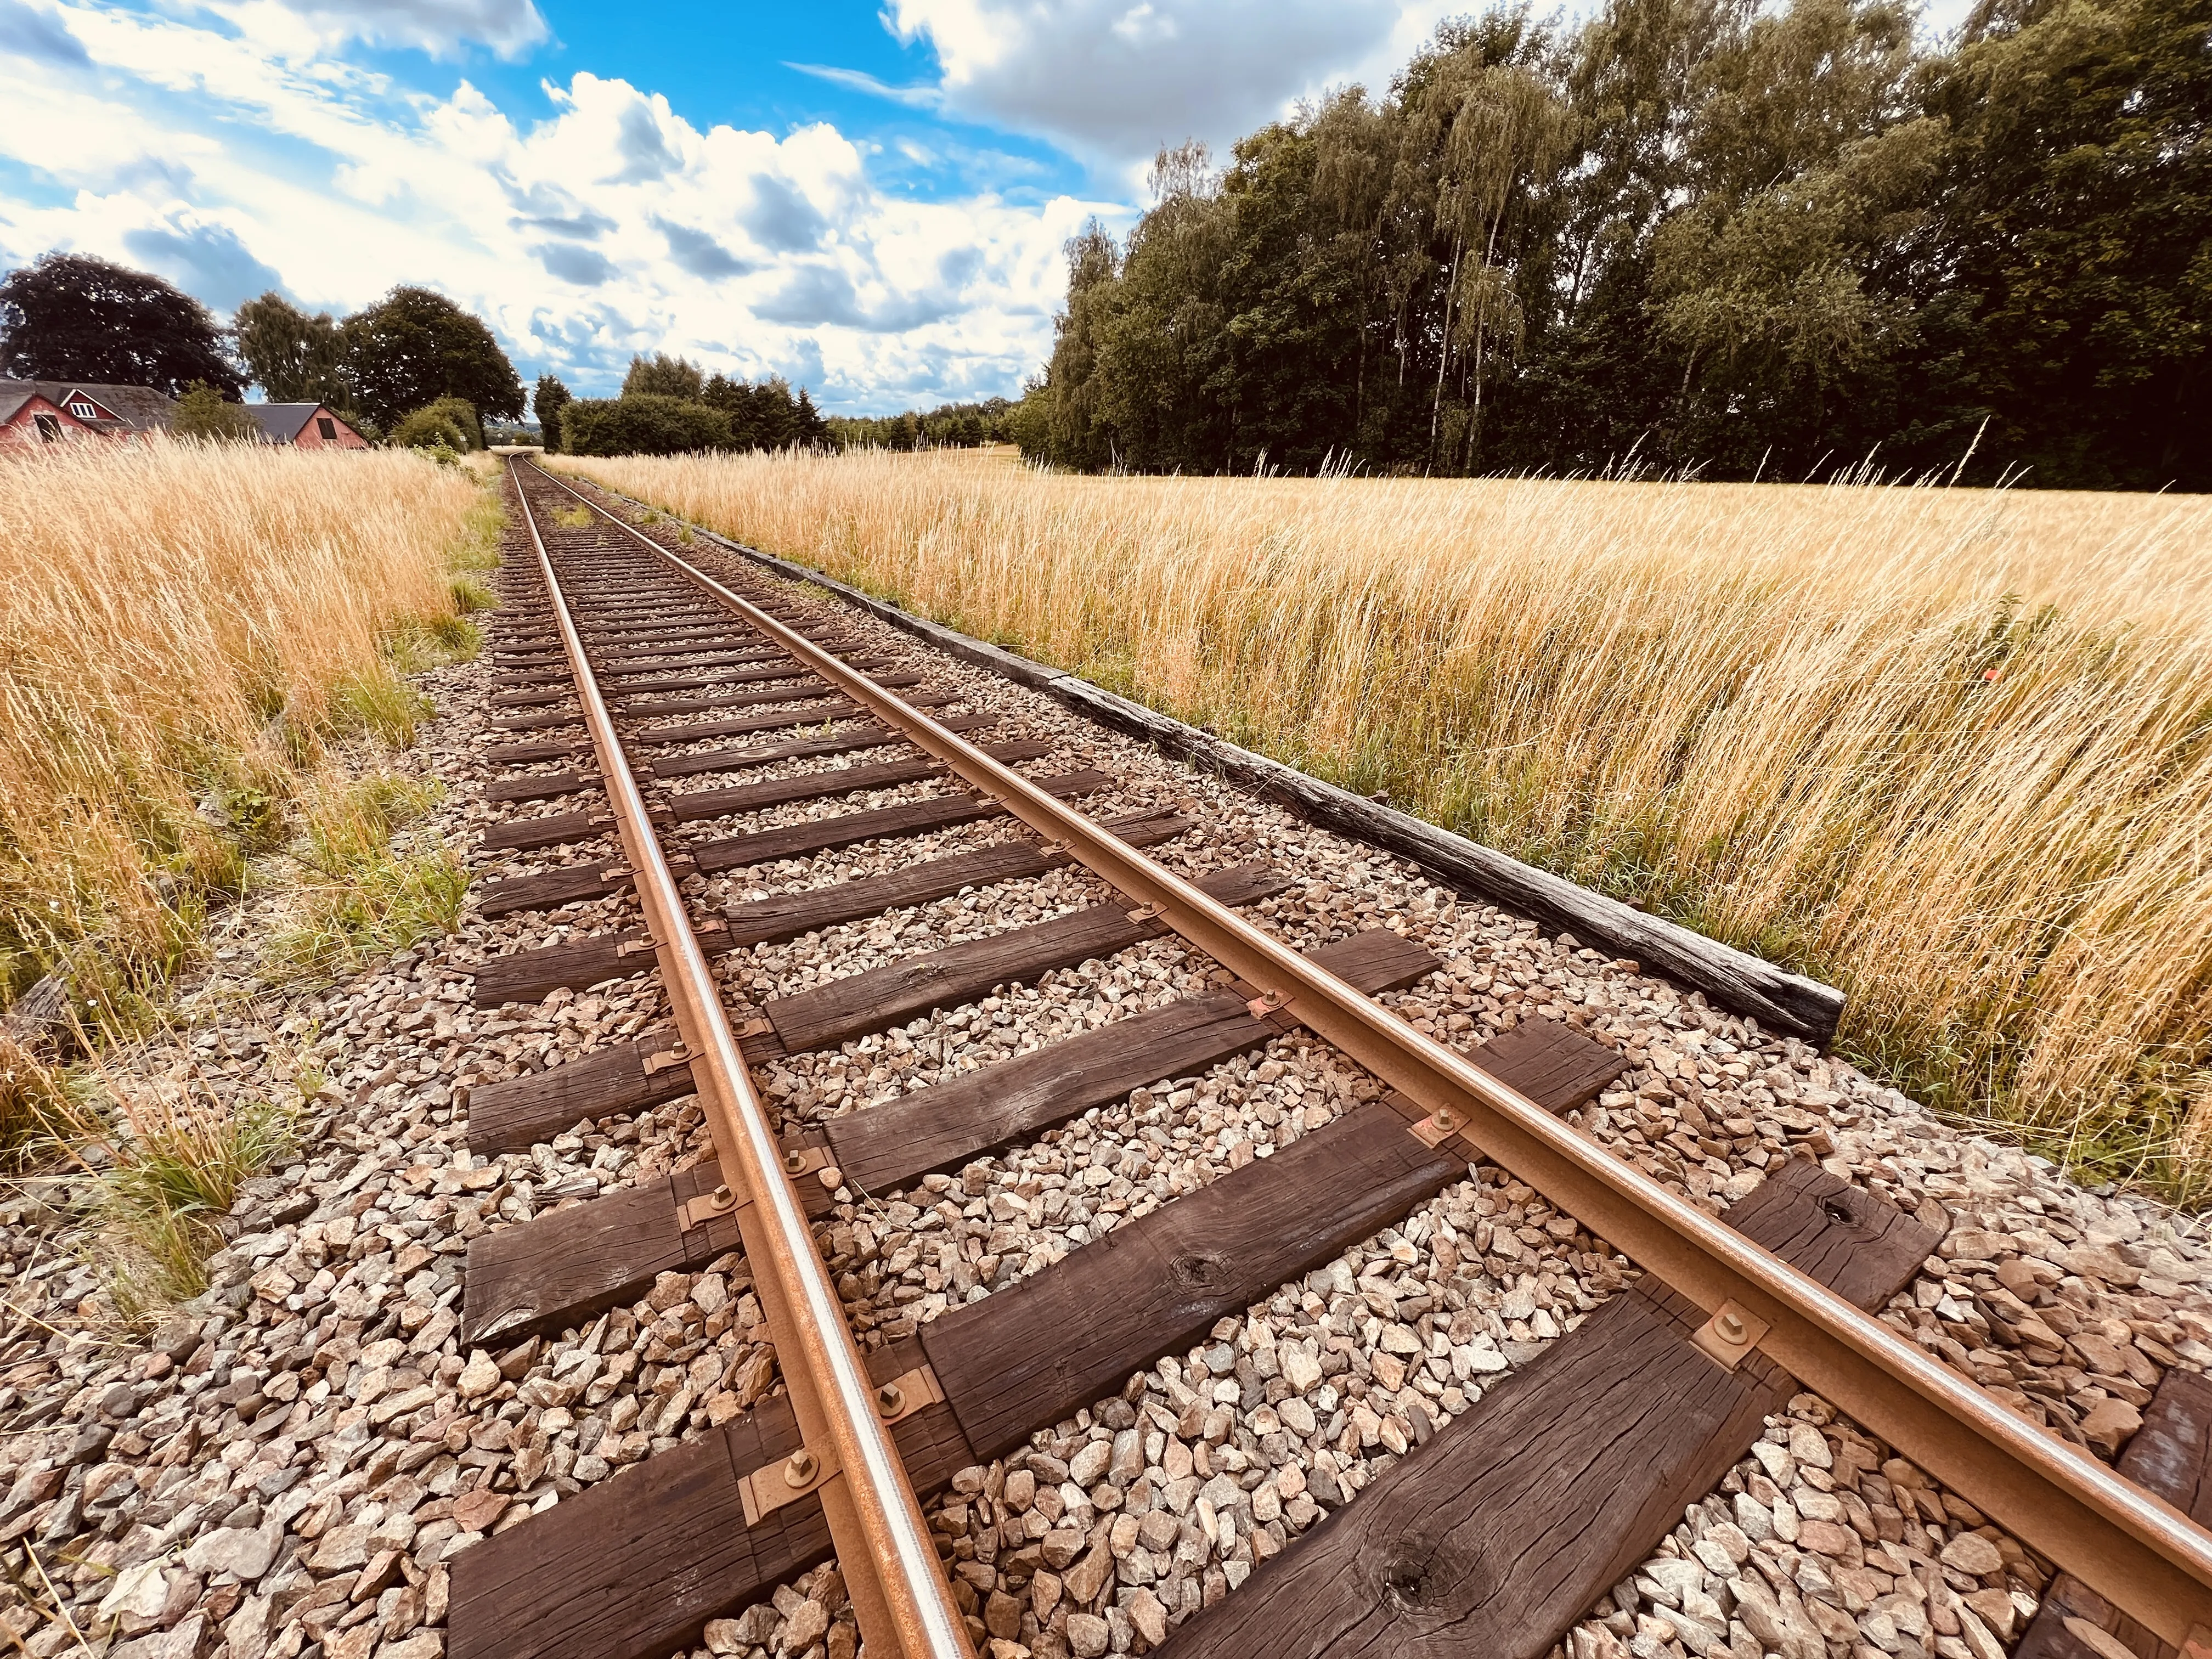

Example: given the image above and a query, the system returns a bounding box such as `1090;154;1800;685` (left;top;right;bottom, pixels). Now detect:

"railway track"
439;456;2212;1659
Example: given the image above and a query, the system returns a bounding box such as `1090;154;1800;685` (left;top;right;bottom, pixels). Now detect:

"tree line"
538;352;832;456
1006;0;2209;490
825;398;1016;451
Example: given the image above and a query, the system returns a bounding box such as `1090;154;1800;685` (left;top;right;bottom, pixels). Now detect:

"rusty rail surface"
527;456;2212;1649
509;460;977;1659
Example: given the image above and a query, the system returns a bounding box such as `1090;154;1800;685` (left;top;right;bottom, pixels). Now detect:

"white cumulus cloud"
881;0;1461;177
0;5;1120;409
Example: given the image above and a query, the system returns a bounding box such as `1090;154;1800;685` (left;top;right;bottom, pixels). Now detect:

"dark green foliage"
0;252;242;397
696;373;829;449
622;352;705;400
391;408;469;452
233;292;348;405
170;381;259;442
562;394;733;456
826;398;1015;449
392;397;480;453
340;286;523;436
1013;0;2209;489
554;371;831;456
533;374;572;452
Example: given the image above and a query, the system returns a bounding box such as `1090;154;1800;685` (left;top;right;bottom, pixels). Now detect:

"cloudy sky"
0;0;1469;412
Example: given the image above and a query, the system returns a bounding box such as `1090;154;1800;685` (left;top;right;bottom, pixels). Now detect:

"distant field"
0;438;492;1021
563;450;2212;1193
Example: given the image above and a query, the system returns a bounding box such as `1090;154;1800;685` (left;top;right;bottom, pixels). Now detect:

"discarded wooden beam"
696;521;1849;1043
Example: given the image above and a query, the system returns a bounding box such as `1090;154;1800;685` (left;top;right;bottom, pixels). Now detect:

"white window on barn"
317;416;337;441
68;401;98;420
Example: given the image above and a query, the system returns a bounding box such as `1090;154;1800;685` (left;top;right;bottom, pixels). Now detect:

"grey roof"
0;379;177;433
247;403;323;443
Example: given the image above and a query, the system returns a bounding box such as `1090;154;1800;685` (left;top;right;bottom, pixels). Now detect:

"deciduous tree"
0;253;242;396
622;353;705;400
340;287;522;435
534;374;572;452
234;292;348;405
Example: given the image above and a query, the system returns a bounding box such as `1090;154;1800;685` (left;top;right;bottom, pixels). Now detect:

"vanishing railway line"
442;457;2212;1659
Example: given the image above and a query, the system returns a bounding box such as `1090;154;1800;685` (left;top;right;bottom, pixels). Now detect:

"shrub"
562;394;732;456
392;407;469;452
171;382;260;442
417;394;483;450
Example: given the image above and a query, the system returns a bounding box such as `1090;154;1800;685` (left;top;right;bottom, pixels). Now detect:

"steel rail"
529;457;2212;1645
507;462;977;1659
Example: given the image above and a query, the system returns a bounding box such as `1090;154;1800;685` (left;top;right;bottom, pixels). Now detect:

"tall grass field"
563;448;2212;1194
0;438;492;1024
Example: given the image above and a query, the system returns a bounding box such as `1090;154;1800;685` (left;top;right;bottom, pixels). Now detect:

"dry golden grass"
0;437;491;1036
563;448;2212;1192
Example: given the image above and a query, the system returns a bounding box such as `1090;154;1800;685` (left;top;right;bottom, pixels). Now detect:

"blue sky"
0;0;1460;411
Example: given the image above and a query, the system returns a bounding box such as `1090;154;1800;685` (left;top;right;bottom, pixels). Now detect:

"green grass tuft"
266;773;466;978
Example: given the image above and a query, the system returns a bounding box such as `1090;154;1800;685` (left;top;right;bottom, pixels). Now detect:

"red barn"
248;403;370;449
0;380;176;447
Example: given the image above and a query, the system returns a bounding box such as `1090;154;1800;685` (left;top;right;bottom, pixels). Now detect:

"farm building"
247;403;370;449
0;379;176;446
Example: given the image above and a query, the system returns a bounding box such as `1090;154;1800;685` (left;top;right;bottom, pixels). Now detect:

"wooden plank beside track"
1149;1159;1943;1659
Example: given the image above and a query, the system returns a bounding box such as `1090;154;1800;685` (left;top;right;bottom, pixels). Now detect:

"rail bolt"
876;1383;905;1417
1713;1311;1749;1346
782;1149;808;1175
783;1450;818;1488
